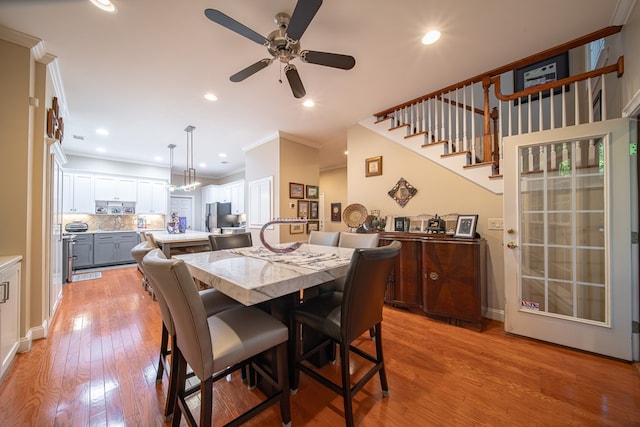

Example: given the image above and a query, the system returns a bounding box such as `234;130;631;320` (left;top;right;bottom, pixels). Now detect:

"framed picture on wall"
306;221;319;234
331;203;342;222
306;185;319;199
513;52;569;104
365;156;383;177
289;182;304;199
309;201;319;219
297;200;309;219
290;223;304;234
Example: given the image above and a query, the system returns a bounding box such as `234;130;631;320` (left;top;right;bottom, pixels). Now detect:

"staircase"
359;115;504;194
363;27;625;197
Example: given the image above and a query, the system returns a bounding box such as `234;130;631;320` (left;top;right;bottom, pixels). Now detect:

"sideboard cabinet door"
379;236;423;313
422;239;486;327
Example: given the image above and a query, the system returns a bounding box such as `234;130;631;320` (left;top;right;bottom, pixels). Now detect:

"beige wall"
347;124;505;319
319;167;348;233
1;39;34;338
279;137;319;242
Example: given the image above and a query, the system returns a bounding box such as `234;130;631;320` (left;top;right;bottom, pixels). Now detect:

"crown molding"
0;24;41;50
611;0;637;25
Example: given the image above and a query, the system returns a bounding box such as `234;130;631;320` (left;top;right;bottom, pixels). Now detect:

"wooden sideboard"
378;232;486;330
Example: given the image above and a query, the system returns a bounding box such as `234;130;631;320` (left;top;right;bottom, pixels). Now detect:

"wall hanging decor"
388;177;417;207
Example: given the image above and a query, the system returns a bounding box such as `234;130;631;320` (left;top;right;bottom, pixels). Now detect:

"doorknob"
507;242;518;249
507;228;515;234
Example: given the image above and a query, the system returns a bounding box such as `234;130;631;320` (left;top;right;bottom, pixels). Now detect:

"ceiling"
0;0;624;179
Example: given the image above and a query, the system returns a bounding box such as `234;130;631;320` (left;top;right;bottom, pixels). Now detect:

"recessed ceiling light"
199;163;207;168
204;93;218;101
344;150;348;155
89;0;117;13
96;147;106;153
422;30;441;45
303;100;314;107
218;153;227;158
96;128;109;136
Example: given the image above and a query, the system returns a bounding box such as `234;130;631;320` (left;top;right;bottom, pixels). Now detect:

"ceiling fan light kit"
204;0;355;98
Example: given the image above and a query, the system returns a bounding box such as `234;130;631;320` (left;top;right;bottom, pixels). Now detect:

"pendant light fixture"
181;125;200;191
167;144;177;192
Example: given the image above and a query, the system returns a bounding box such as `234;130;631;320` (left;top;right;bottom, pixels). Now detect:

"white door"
170;196;194;230
50;144;64;319
504;118;635;361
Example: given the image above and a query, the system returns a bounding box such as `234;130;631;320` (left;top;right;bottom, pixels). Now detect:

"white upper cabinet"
94;176;137;201
201;185;219;205
229;181;245;214
137;180;167;214
63;173;94;213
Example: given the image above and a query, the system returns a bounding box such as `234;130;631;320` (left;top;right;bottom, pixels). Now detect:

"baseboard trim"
485;307;505;322
19;321;49;353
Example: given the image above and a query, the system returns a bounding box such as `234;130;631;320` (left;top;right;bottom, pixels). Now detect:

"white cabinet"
63;173;94;213
219;181;245;214
201;185;219;205
229;181;245;214
94;176;137;201
248;177;271;228
137;180;167;214
0;256;21;382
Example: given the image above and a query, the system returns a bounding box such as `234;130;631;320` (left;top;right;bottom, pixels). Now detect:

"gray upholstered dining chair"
142;248;291;427
291;241;401;427
338;231;380;249
308;231;340;246
208;232;253;250
131;243;242;420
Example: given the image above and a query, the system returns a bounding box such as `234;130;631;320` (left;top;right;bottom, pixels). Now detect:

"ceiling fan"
204;0;356;98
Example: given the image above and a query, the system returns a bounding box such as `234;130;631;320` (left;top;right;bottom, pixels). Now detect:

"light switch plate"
488;218;504;230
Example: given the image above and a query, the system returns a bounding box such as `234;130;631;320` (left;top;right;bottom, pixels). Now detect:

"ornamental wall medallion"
388;177;417;207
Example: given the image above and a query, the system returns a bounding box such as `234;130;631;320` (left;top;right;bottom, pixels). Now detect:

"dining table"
173;243;355;305
150;230;212;257
173;243;356;388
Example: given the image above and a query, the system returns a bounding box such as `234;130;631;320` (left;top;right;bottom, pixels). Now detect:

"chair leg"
156;323;169;383
340;343;355;427
164;332;179;419
199;377;213;427
171;350;188;427
374;323;389;396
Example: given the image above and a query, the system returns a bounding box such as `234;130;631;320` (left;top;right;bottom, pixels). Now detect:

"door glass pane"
519;137;606;323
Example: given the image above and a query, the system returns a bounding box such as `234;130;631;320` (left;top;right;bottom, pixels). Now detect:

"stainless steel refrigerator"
205;202;233;232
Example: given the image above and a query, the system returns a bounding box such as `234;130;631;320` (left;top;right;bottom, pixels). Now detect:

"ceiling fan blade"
230;59;272;82
301;50;356;70
204;9;269;45
285;64;306;98
286;0;322;42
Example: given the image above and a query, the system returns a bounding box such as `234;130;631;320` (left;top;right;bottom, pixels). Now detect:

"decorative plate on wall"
343;203;368;228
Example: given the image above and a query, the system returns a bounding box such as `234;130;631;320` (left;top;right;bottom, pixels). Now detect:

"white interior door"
504;118;636;361
170;196;194;230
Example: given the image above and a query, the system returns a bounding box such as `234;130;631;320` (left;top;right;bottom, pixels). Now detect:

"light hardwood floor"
0;266;638;426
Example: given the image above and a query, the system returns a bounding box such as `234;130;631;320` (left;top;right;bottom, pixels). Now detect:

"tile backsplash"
63;214;166;232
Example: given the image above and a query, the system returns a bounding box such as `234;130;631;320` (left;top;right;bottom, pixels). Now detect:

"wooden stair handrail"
373;26;622;118
491;56;624;101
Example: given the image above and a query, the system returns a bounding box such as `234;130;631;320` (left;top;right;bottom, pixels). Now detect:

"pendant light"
167;144;177;192
182;125;200;191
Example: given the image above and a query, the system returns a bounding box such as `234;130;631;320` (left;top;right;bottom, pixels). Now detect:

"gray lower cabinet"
93;232;137;266
73;234;94;269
